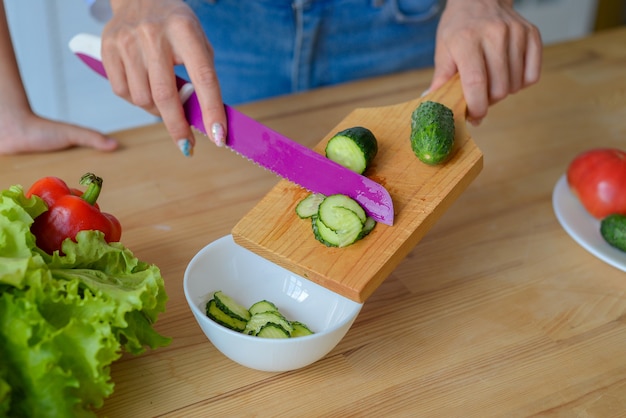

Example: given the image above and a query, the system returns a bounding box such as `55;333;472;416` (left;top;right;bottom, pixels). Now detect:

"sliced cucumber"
319;194;366;224
205;292;314;337
295;193;325;219
313;210;363;248
244;311;293;336
307;194;375;247
256;323;291;339
249;300;279;315
325;126;378;174
213;290;251;322
358;216;377;240
206;299;247;332
291;321;314;338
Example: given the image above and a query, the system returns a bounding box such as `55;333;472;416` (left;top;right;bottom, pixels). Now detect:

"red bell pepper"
26;173;122;254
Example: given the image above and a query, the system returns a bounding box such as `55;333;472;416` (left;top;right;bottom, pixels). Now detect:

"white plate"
552;174;626;272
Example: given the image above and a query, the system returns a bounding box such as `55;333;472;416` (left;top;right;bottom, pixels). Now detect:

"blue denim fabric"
180;0;442;104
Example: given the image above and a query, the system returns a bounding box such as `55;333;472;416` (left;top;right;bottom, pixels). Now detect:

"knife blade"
68;33;394;225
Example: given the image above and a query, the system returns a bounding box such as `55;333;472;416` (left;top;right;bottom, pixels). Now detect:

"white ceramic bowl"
183;235;363;372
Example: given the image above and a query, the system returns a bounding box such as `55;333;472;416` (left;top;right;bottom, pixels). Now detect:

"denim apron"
181;0;442;104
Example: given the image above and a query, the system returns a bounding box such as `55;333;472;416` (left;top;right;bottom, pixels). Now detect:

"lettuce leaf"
0;186;171;417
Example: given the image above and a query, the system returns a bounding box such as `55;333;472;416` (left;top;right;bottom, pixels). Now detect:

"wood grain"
2;27;626;418
232;74;483;302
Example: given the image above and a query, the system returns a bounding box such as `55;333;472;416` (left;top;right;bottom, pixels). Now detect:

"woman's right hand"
103;0;227;156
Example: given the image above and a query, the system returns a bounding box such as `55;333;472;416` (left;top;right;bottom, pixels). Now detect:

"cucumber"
319;194;366;224
358;217;376;240
295;124;381;247
244;311;293;336
295;193;325;219
600;214;626;252
410;100;455;165
306;194;374;247
312;211;362;248
206;299;248;332
325;126;378;174
256;323;291;339
249;300;279;315
291;321;314;338
213;290;251;322
205;292;314;337
316;194;366;247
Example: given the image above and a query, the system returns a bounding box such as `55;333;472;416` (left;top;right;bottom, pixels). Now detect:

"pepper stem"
79;173;103;205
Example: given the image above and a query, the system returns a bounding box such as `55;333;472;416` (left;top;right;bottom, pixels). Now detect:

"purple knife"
69;34;394;225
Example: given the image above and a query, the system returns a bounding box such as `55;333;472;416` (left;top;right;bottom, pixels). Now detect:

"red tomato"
566;148;626;219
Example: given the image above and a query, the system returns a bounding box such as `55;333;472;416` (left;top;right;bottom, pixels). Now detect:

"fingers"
172;26;226;147
433;2;543;126
102;0;226;156
523;24;542;87
59;124;119;152
0;115;118;155
147;43;197;155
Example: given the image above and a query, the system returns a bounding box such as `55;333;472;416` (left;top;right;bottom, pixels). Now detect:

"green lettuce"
0;186;171;417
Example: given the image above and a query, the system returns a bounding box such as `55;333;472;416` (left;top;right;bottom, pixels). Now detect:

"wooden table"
2;27;626;416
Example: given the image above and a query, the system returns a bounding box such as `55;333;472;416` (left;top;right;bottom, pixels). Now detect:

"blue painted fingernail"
177;139;193;157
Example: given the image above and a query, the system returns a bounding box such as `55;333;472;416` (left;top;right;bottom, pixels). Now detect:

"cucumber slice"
312;215;335;247
358;216;377;240
206;299;247;332
319;194;366;224
325;126;378;174
213;290;251;322
244;311;293;336
249;300;279;315
291;321;314;338
295;193;325;219
205;292;314;337
311;195;369;247
256;323;291;339
313;210;363;248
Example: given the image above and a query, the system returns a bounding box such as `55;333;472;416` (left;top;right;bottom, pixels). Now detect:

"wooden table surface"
2;27;626;417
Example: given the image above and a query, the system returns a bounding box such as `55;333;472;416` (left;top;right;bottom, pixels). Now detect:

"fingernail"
177;139;193;157
211;123;225;147
420;89;430;97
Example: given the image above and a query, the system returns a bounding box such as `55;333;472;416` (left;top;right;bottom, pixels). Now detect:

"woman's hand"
0;111;117;155
0;1;116;155
429;0;542;125
103;0;226;156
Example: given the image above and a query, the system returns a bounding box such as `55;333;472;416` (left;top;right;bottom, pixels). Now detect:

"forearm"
0;1;31;114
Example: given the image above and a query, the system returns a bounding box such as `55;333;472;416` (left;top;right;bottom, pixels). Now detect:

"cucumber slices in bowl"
206;291;314;338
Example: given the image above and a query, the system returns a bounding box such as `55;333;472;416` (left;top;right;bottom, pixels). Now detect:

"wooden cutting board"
232;74;483;303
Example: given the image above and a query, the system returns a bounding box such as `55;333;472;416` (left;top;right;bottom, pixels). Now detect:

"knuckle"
192;64;218;87
150;83;177;105
111;83;130;100
490;88;508;103
132;92;155;109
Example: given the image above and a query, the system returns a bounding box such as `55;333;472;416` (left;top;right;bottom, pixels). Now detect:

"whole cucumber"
600;214;626;252
410;100;455;165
